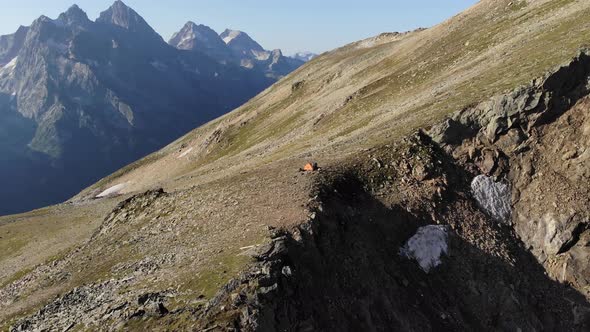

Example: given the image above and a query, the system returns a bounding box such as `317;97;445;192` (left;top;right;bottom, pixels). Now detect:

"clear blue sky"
0;0;478;55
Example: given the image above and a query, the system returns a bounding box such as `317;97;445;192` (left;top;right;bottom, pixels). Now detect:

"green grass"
179;251;252;301
0;267;34;289
202;92;305;162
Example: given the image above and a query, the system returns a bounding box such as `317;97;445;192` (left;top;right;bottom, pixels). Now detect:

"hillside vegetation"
2;0;590;330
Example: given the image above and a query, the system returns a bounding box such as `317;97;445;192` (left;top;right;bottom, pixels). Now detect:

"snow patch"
3;56;18;69
0;56;18;76
291;52;317;62
96;183;128;198
222;30;241;44
177;147;193;159
471;175;512;224
252;50;271;61
400;225;449;273
179;33;194;46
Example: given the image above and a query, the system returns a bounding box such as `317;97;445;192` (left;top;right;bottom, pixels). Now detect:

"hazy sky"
0;0;478;55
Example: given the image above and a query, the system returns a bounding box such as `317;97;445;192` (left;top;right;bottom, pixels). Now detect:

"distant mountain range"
0;1;311;215
291;51;317;62
169;22;306;78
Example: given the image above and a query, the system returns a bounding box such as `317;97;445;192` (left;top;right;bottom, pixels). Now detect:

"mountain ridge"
96;0;163;41
169;23;307;78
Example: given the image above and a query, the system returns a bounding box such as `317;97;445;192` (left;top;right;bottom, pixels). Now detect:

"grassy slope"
0;201;119;281
2;0;590;327
76;0;590;199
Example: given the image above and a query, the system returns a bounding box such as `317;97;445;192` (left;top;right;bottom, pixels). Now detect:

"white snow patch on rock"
178;147;193;159
252;50;271;61
400;225;449;273
471;175;512;224
222;30;241;44
3;56;18;69
180;31;196;46
96;183;128;198
0;56;18;76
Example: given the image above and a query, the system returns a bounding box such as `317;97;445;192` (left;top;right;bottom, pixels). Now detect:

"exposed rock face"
169;25;305;79
9;278;176;331
0;2;276;215
96;0;162;41
184;51;590;330
291;51;317;62
189;134;589;331
0;26;28;66
429;51;590;148
56;5;92;28
470;175;511;224
430;50;590;300
176;49;590;331
220;29;266;57
168;22;233;61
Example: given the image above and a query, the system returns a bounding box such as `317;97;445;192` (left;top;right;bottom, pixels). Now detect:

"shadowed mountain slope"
0;1;285;215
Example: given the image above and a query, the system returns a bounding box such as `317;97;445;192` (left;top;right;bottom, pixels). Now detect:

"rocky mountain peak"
97;0;162;40
292;51;317;62
27;15;57;37
0;25;29;65
56;4;91;27
183;21;200;30
220;29;264;53
34;15;53;25
169;21;226;52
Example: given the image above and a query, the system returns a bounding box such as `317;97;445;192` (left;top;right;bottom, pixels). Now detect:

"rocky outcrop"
429;50;590;148
185;51;590;330
189;134;590;331
9;278;175;332
0;26;28;66
92;188;167;238
429;49;590;300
